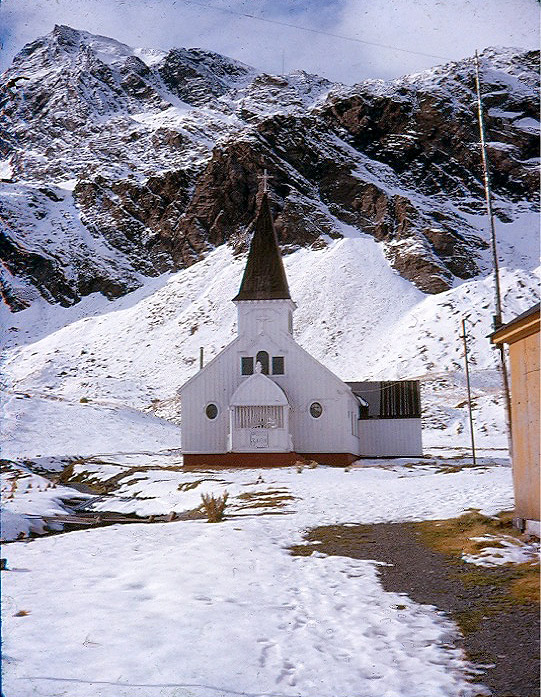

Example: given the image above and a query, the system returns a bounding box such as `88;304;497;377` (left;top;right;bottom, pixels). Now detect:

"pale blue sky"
1;0;539;82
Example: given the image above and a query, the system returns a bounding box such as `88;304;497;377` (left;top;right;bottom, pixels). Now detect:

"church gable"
285;339;357;398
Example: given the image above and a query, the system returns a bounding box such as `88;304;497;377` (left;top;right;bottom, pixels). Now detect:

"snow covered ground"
2;458;513;697
0;460;91;541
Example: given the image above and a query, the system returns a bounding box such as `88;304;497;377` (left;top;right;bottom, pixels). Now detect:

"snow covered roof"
233;193;291;301
230;371;289;406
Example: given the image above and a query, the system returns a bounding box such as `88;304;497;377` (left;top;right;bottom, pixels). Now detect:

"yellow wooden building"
491;303;540;537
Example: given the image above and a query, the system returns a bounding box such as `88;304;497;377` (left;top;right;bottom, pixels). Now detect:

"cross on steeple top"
258;168;272;194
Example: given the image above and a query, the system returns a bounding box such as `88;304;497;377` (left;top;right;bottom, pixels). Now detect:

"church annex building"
179;192;422;466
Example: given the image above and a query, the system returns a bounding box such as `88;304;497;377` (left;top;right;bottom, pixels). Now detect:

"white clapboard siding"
358;419;423;457
236;299;296;337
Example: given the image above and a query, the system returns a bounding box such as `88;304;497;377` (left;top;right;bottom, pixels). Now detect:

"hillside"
0;26;539;457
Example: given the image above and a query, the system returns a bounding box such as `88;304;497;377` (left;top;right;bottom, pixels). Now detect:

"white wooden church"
179;190;422;466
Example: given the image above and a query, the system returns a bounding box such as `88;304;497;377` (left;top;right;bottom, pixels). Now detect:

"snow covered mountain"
1;26;538;309
0;26;539;458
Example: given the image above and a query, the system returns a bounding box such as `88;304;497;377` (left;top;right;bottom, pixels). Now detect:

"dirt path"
291;523;539;697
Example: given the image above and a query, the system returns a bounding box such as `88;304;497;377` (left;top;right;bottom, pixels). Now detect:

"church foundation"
182;452;358;468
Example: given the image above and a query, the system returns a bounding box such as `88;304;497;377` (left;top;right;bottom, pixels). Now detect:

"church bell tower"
233;191;296;341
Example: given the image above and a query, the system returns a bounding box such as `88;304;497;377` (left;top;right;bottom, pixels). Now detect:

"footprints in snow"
256;638;298;687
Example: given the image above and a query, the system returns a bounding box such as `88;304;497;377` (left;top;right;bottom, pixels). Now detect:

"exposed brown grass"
57;460;153;494
453;608;487;634
414;510;539;605
57;462;75;484
178;478;218;492
289;524;373;556
6;478;18;499
415;510;520;557
236;489;295;510
510;566;540;604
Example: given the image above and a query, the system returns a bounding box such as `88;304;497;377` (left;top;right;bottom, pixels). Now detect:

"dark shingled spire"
233;193;291;301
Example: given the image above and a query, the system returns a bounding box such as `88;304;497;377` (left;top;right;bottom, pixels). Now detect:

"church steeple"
233;193;291;302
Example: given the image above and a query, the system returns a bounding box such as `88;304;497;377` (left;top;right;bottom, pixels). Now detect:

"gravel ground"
292;523;540;697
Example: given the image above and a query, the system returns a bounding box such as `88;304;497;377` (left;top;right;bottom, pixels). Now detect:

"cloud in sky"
0;0;538;82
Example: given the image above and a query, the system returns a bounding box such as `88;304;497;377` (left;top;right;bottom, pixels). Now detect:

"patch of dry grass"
414;510;539;605
466;564;539;605
289;524;373;556
235;489;295;510
57;460;153;494
510;566;540;604
415;510;520;557
178;478;218;492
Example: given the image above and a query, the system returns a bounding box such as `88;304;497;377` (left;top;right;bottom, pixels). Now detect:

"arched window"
256;351;270;375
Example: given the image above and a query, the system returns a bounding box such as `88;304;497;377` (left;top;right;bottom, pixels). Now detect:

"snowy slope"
2;223;538;460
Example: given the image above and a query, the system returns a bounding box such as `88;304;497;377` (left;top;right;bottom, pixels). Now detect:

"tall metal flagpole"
474;51;504;326
461;318;477;465
474;50;513;447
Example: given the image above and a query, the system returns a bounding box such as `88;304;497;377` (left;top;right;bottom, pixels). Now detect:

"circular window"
205;403;219;420
309;402;323;418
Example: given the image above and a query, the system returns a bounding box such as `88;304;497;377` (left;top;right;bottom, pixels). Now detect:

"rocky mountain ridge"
0;25;539;312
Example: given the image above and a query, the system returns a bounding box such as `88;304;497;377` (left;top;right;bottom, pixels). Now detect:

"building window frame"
272;356;285;375
205;403;219;420
234;405;284;429
309;401;323;419
241;356;254;375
